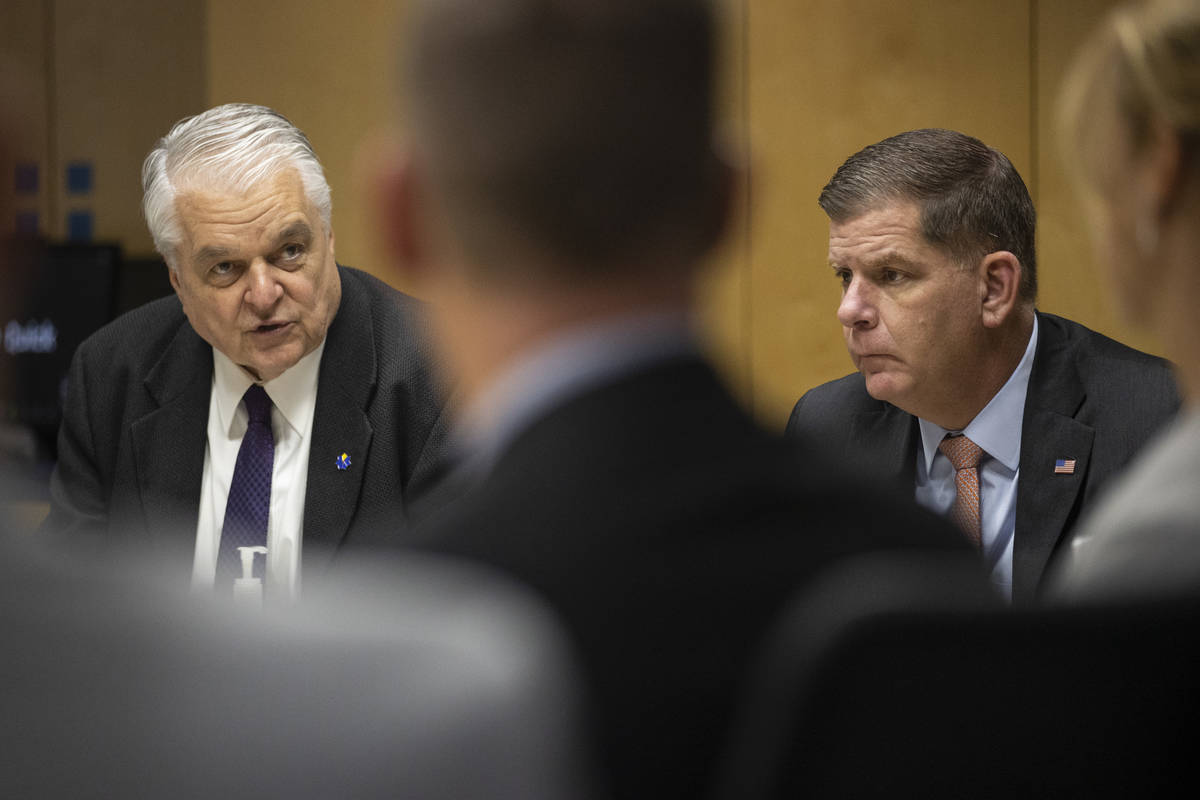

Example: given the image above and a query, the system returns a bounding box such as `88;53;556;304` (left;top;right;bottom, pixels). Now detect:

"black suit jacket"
786;312;1180;604
45;266;450;577
408;354;972;800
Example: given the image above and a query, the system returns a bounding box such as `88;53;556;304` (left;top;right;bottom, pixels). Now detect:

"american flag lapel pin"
1054;458;1076;475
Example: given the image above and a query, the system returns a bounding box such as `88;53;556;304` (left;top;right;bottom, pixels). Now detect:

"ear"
978;250;1022;329
702;142;743;255
168;265;181;294
372;149;430;288
1143;118;1185;221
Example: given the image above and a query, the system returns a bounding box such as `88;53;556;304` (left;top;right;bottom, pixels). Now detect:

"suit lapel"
1013;314;1094;603
302;270;376;576
849;404;919;488
132;321;212;553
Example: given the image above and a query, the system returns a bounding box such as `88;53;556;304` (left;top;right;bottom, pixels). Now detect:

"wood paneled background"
2;0;1143;428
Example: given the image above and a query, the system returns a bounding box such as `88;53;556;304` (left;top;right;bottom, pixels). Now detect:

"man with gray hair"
787;128;1179;604
45;103;449;599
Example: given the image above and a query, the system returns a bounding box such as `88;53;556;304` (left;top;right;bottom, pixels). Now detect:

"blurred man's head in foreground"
386;0;731;289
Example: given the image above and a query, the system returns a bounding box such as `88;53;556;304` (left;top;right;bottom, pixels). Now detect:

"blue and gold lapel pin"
336;452;352;471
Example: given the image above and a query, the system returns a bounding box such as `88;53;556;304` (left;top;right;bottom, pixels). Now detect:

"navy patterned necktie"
216;384;275;589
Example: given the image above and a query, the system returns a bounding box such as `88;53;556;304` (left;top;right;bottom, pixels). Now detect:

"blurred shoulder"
786;371;881;435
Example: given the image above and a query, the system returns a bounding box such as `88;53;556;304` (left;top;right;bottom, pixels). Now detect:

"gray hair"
142;103;332;268
819;128;1038;303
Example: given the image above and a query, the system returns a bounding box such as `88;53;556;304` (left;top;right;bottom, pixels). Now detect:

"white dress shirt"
915;316;1039;601
191;341;325;601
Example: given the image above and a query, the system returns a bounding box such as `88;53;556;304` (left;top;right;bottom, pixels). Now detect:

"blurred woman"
1054;0;1200;599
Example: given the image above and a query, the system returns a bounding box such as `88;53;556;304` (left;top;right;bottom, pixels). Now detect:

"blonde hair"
1060;0;1200;189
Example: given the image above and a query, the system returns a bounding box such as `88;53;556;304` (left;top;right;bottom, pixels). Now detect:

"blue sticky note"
67;210;93;241
16;211;38;235
15;162;38;195
66;161;93;194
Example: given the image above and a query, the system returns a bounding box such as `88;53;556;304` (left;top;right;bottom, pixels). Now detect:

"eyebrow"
829;252;921;271
276;221;314;245
194;244;234;265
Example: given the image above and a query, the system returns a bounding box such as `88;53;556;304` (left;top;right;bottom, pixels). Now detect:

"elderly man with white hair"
44;103;450;600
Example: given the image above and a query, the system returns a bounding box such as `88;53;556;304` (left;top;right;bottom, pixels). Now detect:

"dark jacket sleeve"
44;339;109;537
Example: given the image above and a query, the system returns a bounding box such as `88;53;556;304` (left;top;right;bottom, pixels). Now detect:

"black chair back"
715;554;1200;799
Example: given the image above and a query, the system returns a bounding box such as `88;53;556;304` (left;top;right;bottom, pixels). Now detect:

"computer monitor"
0;241;119;464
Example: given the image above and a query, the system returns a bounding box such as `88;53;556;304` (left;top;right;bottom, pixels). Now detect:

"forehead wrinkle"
185;211;312;262
189;219;308;265
176;169;309;227
176;199;278;261
177;171;324;267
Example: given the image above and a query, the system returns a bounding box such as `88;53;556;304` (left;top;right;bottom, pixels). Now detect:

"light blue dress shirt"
453;310;698;478
915;316;1039;601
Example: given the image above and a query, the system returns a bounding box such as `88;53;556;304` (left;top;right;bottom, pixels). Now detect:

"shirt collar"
212;339;326;439
918;314;1039;474
456;309;698;472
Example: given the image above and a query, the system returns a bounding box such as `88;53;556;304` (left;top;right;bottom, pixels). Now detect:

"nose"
243;259;283;313
836;276;878;329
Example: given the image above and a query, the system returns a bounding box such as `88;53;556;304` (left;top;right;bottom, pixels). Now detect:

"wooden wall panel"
0;0;50;239
206;0;405;288
744;0;1033;427
201;0;1155;429
53;0;206;254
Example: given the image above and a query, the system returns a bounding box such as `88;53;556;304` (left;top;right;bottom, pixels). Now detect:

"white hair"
141;103;332;268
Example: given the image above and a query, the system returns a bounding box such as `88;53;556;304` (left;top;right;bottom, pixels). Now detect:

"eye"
882;268;904;284
834;268;851;288
205;261;242;287
279;243;306;262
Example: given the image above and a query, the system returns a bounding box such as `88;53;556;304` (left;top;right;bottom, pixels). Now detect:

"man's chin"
862;372;908;407
245;348;303;383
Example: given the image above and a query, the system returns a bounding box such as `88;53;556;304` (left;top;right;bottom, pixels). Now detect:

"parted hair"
142;103;331;268
819;128;1038;302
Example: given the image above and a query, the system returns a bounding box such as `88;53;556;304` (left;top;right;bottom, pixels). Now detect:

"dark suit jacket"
786;312;1180;604
408;354;972;800
44;266;450;577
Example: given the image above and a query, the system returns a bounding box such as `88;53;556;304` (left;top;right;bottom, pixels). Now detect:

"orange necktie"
938;434;983;547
